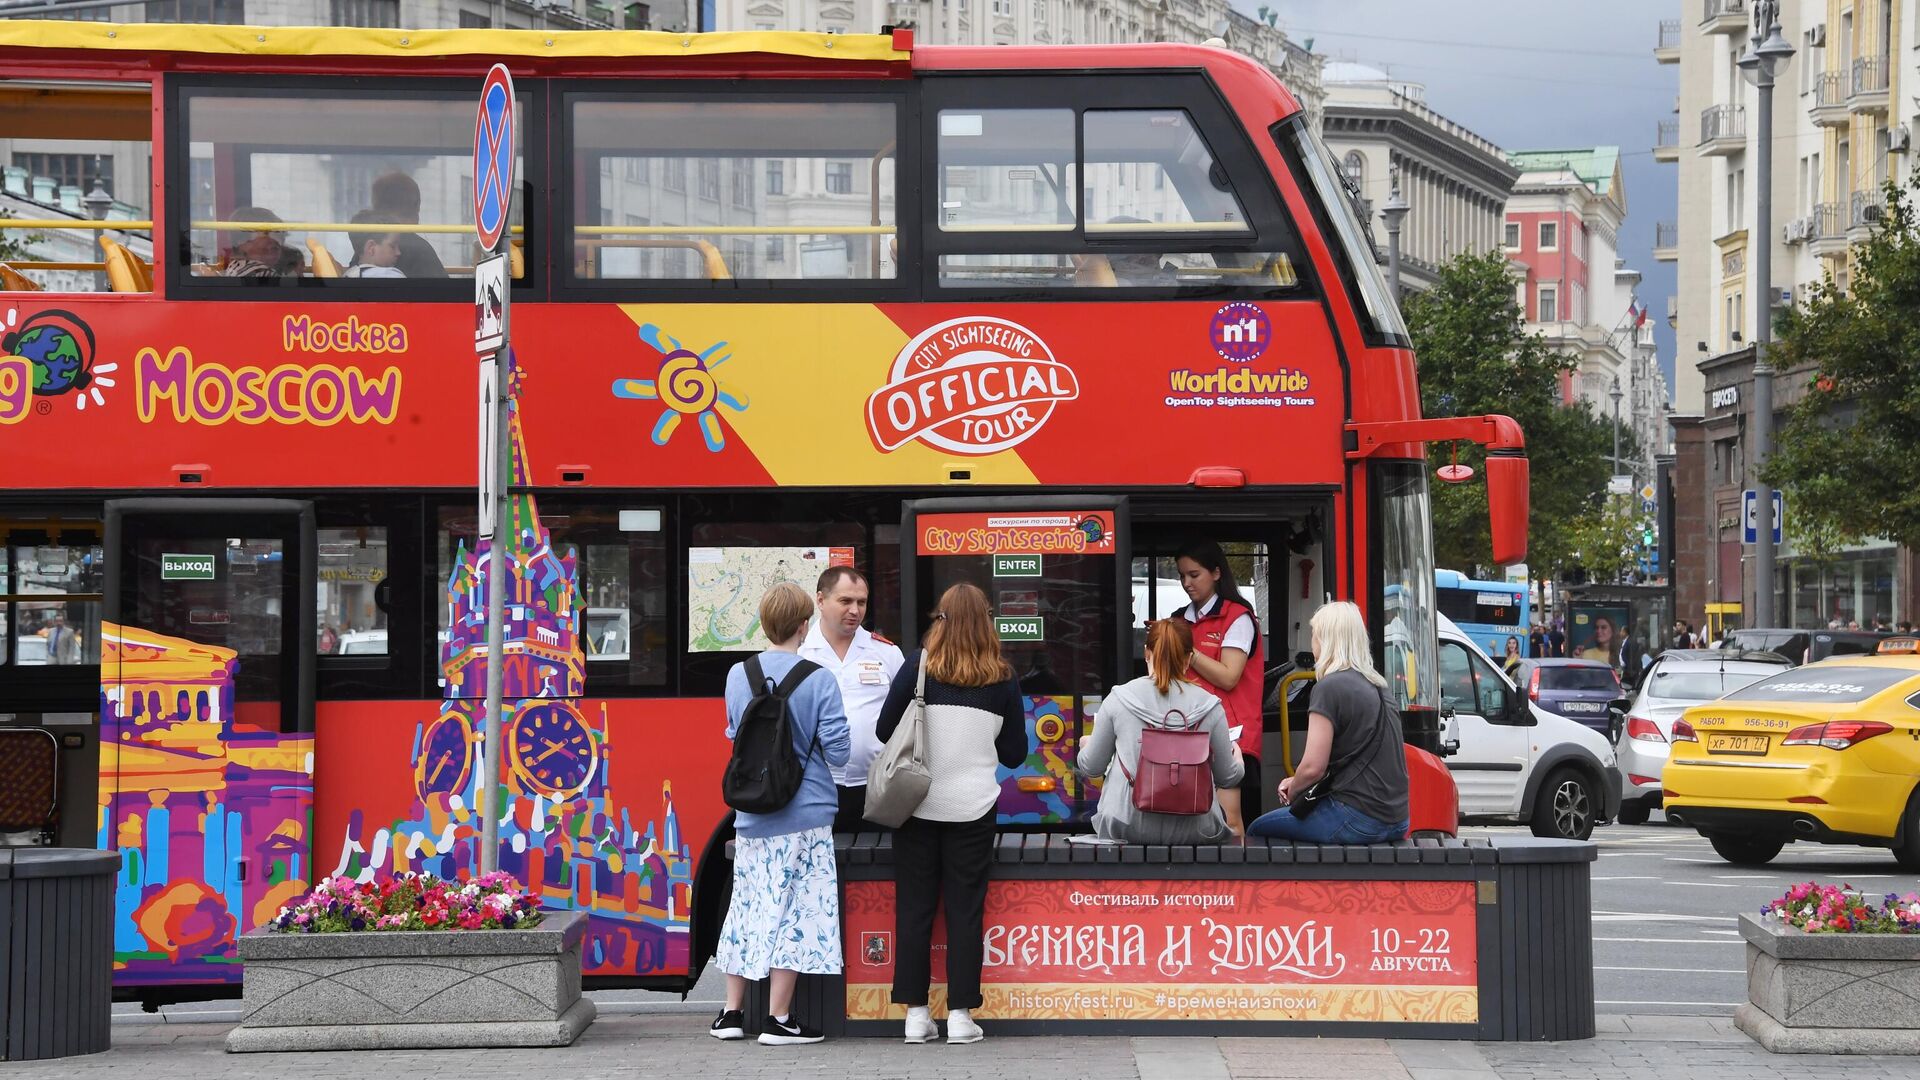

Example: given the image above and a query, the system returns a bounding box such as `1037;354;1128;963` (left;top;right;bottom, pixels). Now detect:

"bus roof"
0;19;910;65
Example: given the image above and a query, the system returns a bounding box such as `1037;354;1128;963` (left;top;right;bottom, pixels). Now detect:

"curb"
112;997;720;1027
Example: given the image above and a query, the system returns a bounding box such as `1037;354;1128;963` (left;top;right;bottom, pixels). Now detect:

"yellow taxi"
1664;641;1920;868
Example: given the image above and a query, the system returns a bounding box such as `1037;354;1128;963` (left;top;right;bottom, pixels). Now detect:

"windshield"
1282;123;1409;343
1540;667;1619;692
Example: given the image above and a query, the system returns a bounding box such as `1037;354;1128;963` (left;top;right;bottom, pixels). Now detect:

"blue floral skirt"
717;825;844;978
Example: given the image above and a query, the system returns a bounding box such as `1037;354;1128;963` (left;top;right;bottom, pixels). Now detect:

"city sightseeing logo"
0;307;114;424
865;316;1078;456
612;322;748;453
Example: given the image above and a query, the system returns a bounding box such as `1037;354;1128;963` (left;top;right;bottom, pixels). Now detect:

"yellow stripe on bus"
0;20;908;63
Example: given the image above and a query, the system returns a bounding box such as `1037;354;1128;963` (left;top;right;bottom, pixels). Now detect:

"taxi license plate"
1707;734;1770;755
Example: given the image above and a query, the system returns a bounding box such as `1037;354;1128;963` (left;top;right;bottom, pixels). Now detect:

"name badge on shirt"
858;660;886;685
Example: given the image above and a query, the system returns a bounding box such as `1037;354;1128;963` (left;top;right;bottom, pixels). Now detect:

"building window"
765;237;784;263
765;159;784;195
330;0;399;26
623;1;649;28
698;159;720;201
825;161;854;195
731;157;753;208
12;153;112;198
623;157;648;184
1537;284;1558;323
1342;151;1364;190
459;10;491;26
992;0;1012;14
1502;220;1520;249
144;0;244;21
662;158;686;192
1537;220;1558;250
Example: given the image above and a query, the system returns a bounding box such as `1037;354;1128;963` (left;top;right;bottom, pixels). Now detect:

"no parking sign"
472;63;515;253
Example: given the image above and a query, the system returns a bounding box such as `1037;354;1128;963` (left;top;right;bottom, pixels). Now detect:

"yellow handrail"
193;220;521;235
1275;669;1316;777
574;224;893;236
0;220;152;230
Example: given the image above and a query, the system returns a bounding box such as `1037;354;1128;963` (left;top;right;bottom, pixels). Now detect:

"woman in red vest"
1173;541;1265;836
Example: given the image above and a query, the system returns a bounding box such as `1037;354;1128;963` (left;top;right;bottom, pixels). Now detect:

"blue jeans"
1247;798;1407;843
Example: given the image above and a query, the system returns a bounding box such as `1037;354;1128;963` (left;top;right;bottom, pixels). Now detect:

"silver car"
1614;649;1792;825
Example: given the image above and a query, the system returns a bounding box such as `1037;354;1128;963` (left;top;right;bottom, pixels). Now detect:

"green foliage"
1405;250;1632;580
1564;496;1651;585
0;208;33;263
1762;174;1920;551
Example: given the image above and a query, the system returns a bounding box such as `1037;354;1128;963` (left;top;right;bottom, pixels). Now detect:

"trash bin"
0;848;117;1060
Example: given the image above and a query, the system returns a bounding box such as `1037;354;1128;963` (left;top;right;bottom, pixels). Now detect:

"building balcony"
1849;56;1890;114
1809;70;1849;126
1654;118;1680;162
1700;0;1745;34
1849;188;1886;243
1699;104;1746;156
1809;202;1848;257
1655;19;1681;62
1654;221;1678;261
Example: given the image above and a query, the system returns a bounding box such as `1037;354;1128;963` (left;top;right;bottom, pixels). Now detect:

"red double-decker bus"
0;21;1527;1004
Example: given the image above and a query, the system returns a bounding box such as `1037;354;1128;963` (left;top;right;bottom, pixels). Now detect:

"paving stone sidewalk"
9;1010;1920;1079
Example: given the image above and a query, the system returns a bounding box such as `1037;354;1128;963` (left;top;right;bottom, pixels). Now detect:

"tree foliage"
1404;250;1631;580
1763;174;1920;551
0;208;32;263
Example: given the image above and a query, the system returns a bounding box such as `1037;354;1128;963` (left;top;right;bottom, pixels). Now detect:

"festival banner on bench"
844;878;1477;1024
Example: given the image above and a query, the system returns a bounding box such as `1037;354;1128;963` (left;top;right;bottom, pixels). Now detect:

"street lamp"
1737;0;1794;627
1380;165;1410;301
82;156;111;220
1609;374;1624;477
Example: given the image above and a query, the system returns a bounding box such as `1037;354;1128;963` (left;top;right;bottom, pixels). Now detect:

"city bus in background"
1435;570;1531;659
0;22;1528;1005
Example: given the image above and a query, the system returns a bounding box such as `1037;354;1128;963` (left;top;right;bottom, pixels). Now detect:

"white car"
1612;648;1792;825
1436;614;1621;840
335;630;387;655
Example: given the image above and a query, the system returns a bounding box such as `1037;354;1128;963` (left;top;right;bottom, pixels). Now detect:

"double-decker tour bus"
0;21;1528;1005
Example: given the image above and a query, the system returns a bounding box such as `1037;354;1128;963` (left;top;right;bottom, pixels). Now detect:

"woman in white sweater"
1078;618;1244;844
873;583;1028;1046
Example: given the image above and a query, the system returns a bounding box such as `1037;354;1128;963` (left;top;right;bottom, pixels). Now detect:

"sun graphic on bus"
1;307;115;412
610;322;747;453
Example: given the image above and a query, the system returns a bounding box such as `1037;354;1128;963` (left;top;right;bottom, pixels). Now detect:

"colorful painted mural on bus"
332;349;693;976
97;623;313;984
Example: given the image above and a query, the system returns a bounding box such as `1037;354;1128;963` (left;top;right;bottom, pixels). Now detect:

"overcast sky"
1251;0;1681;393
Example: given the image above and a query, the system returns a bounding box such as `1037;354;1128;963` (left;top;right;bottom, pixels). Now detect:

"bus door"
102;499;314;985
899;497;1129;825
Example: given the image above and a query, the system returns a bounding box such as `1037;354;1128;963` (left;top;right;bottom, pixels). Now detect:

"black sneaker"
757;1015;825;1045
709;1009;746;1040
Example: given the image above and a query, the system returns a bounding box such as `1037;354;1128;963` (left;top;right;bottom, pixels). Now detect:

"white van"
1437;614;1620;840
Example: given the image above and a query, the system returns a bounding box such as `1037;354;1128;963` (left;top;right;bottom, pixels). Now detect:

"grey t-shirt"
1309;669;1410;826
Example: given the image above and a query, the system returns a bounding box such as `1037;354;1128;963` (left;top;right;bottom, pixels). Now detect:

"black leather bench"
741;831;1595;1042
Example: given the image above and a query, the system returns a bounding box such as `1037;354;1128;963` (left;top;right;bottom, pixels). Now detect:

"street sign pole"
473;62;516;876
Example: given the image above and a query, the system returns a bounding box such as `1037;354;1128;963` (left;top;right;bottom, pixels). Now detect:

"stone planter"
1735;911;1920;1054
226;910;595;1052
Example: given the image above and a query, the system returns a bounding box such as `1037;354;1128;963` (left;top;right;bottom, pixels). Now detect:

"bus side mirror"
1486;453;1530;566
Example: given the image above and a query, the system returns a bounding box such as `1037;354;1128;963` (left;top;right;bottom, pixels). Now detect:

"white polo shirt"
799;620;905;787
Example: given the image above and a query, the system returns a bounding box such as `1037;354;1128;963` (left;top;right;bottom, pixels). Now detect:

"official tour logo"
865;316;1078;456
1208;302;1270;362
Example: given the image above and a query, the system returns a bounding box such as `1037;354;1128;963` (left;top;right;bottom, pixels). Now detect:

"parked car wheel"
1616;801;1650;827
1530;768;1596;841
1893;790;1920;871
1708;832;1785;866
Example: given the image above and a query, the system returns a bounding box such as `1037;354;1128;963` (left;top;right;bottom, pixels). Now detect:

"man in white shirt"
799;566;904;832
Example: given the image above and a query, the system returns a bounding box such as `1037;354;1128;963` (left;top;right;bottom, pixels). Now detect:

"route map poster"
687;546;854;651
844;878;1477;1023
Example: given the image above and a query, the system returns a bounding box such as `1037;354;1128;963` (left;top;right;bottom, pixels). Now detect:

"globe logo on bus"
1209;302;1270;362
865;316;1079;457
0;308;112;421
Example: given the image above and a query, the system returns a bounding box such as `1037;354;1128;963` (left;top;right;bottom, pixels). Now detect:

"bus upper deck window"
1081;109;1250;237
937;108;1076;233
1282;123;1407;343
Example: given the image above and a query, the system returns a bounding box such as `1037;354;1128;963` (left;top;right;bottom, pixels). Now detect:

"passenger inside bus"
341;211;406;279
352;173;447;278
219;207;304;278
1168;540;1266;836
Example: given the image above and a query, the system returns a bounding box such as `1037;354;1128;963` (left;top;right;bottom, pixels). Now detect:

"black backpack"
721;655;822;814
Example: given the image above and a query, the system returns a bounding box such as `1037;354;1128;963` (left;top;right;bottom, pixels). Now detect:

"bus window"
568;97;897;283
2;532;104;667
936;108;1076;233
176;84;528;285
1376;462;1438;719
317;527;387;656
0;79;153;293
933;96;1305;295
1279;121;1407;342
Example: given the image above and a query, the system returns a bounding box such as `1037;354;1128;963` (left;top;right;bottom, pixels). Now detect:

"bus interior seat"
509;239;524;279
0;729;58;845
1071;254;1117;287
99;236;152;293
0;263;41;292
306;237;342;278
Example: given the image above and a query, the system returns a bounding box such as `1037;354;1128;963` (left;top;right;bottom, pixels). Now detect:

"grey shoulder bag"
862;653;933;828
